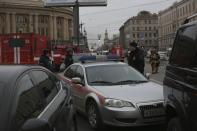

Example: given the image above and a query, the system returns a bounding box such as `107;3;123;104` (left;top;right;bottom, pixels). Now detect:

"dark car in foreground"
0;65;77;131
164;16;197;131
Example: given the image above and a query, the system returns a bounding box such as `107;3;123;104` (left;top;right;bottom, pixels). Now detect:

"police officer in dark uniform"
39;49;53;71
127;42;145;74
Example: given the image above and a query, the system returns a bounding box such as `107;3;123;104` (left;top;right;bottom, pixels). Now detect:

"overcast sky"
79;0;181;47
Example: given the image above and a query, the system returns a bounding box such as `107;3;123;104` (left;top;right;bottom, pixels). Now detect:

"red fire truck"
109;45;125;62
0;33;47;64
52;44;80;71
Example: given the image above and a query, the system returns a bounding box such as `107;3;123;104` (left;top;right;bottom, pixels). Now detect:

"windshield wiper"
90;81;115;85
115;80;148;84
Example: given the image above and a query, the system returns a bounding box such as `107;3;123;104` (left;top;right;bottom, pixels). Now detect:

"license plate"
143;109;165;118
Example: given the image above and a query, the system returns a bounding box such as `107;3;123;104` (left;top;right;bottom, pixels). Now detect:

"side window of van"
170;25;197;67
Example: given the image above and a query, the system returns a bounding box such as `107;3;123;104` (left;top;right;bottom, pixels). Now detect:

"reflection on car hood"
91;82;163;104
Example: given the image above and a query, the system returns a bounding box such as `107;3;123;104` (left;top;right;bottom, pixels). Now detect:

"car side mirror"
72;77;84;86
145;73;151;80
21;119;54;131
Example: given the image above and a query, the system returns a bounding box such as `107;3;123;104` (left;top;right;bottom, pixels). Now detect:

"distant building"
103;29;119;50
119;11;158;50
158;0;197;50
0;0;73;43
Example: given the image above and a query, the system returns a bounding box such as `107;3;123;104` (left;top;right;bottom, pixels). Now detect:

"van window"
170;25;197;67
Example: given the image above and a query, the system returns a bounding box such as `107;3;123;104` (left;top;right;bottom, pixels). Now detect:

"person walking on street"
65;50;73;68
127;42;145;74
149;49;160;74
39;49;53;71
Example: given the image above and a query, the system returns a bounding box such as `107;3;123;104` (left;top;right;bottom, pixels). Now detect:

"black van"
164;15;197;131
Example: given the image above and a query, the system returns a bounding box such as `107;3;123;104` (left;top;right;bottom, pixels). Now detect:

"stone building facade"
0;0;73;43
158;0;197;50
119;11;158;50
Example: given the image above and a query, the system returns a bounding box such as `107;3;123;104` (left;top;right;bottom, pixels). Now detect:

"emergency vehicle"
109;45;125;62
0;33;47;64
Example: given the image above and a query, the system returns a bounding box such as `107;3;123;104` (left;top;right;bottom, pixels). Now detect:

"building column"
63;17;69;40
11;13;16;33
49;15;53;40
34;14;39;34
53;15;57;40
5;13;11;33
29;14;33;33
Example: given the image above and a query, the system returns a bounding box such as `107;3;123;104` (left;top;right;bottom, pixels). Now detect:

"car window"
32;71;58;105
76;66;84;82
64;65;77;79
14;75;45;130
170;25;197;67
86;65;147;86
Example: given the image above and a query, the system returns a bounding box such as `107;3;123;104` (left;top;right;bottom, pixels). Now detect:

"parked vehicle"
0;65;77;131
60;62;165;130
109;45;125;62
0;33;47;64
164;16;197;131
52;44;80;71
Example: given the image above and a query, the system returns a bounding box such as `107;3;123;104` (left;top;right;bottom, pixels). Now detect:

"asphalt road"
74;59;168;131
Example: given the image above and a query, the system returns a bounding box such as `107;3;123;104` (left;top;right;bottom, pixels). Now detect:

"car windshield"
86;64;147;86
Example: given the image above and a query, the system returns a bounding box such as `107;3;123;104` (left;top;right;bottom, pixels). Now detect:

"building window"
133;34;135;38
149;20;151;24
149;27;151;31
145;33;147;37
145;27;147;31
137;27;139;31
145;20;147;24
137;33;139;38
133;27;135;31
149;33;152;37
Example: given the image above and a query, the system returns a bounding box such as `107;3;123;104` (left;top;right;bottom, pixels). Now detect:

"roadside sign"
44;0;107;7
9;38;25;47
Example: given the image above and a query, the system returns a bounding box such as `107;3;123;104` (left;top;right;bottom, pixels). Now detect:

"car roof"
73;61;127;68
0;65;42;83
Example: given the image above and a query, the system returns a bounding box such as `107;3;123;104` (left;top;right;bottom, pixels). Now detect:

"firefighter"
149;48;160;74
39;49;53;71
127;41;145;74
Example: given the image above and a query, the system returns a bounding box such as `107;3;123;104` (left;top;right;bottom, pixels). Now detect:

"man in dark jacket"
39;49;53;71
127;42;145;74
65;50;73;68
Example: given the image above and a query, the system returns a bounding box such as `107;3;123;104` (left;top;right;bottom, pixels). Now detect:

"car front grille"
138;102;165;119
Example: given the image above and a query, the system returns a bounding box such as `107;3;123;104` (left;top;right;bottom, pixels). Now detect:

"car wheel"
167;117;182;131
86;100;103;130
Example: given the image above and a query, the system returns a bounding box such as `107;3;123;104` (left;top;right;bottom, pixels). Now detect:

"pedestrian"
39;49;53;71
65;50;73;68
127;41;145;74
149;49;160;74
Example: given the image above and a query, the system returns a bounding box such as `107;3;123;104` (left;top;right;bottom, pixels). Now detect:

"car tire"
86;100;103;130
167;117;182;131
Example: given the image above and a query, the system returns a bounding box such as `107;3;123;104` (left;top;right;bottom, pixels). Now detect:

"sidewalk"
144;59;168;85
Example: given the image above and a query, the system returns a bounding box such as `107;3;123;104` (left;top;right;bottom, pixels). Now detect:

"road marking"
150;79;163;85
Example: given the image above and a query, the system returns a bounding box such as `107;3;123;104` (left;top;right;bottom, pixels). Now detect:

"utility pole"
73;0;80;46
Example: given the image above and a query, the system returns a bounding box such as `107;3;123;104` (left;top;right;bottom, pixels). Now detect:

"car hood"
91;81;163;104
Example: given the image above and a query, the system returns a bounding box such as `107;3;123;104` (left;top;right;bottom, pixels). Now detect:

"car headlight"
104;99;135;108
